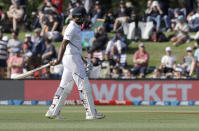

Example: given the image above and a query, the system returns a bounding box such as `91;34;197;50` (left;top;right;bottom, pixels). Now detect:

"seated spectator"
22;34;33;68
38;0;58;28
32;28;45;57
146;0;163;31
89;57;101;79
7;0;24;31
178;47;196;77
159;47;177;75
7;30;22;56
41;39;57;64
44;0;64;15
110;66;121;79
23;34;33;51
91;1;105;24
7;48;24;79
187;9;199;32
113;0;131;32
100;54;112;78
170;15;189;46
169;9;185;30
0;6;5;22
151;68;166;79
41;14;62;42
106;30;127;55
0;30;7;79
194;44;199;78
50;63;63;78
122;69;133;79
88;27;109;55
104;12;115;32
132;43;150;78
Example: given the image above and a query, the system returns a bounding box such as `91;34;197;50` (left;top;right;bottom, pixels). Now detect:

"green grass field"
0;106;199;131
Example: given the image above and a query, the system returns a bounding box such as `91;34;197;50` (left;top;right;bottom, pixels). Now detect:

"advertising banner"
24;80;199;101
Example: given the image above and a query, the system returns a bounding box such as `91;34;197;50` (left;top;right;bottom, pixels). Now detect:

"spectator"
7;0;24;31
194;43;199;78
146;0;163;31
38;0;58;28
151;68;166;79
41;14;62;42
160;47;177;75
132;43;150;78
0;30;7;79
113;0;131;32
22;34;33;68
32;28;45;57
106;30;127;55
187;9;199;32
91;1;105;24
170;15;189;46
104;12;115;32
179;47;196;77
23;34;33;51
111;66;121;79
41;39;57;64
7;48;24;79
0;6;5;22
7;30;22;56
88;27;109;55
44;0;64;14
100;54;111;78
89;57;101;79
169;9;185;30
122;69;133;79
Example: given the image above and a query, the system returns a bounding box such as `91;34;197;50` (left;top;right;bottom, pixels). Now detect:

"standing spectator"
170;15;189;46
7;48;24;79
160;47;177;74
41;39;57;64
7;30;22;56
0;30;7;79
7;0;24;31
146;1;163;31
132;43;150;78
106;31;127;55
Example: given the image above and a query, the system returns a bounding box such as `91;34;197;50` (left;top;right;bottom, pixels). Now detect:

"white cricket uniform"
46;20;99;119
60;21;86;90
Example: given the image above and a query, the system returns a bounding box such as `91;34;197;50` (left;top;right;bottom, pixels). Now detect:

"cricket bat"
13;63;50;80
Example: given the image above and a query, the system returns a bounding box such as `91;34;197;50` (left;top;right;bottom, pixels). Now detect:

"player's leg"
45;69;74;119
72;68;105;119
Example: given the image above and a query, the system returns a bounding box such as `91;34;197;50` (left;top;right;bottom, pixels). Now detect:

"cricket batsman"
45;7;105;120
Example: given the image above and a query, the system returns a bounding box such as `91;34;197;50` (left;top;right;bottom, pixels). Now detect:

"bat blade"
13;63;50;80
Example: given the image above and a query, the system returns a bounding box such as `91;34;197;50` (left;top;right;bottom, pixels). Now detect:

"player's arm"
50;39;69;66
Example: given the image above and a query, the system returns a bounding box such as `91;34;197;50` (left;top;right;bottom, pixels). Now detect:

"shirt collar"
71;20;81;29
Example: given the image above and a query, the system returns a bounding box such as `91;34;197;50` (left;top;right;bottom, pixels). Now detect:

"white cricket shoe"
45;110;64;120
86;113;105;120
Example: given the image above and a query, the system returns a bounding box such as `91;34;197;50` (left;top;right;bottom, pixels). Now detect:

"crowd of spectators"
1;0;199;79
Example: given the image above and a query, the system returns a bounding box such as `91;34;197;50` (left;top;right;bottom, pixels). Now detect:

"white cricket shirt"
63;21;82;55
161;55;177;68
